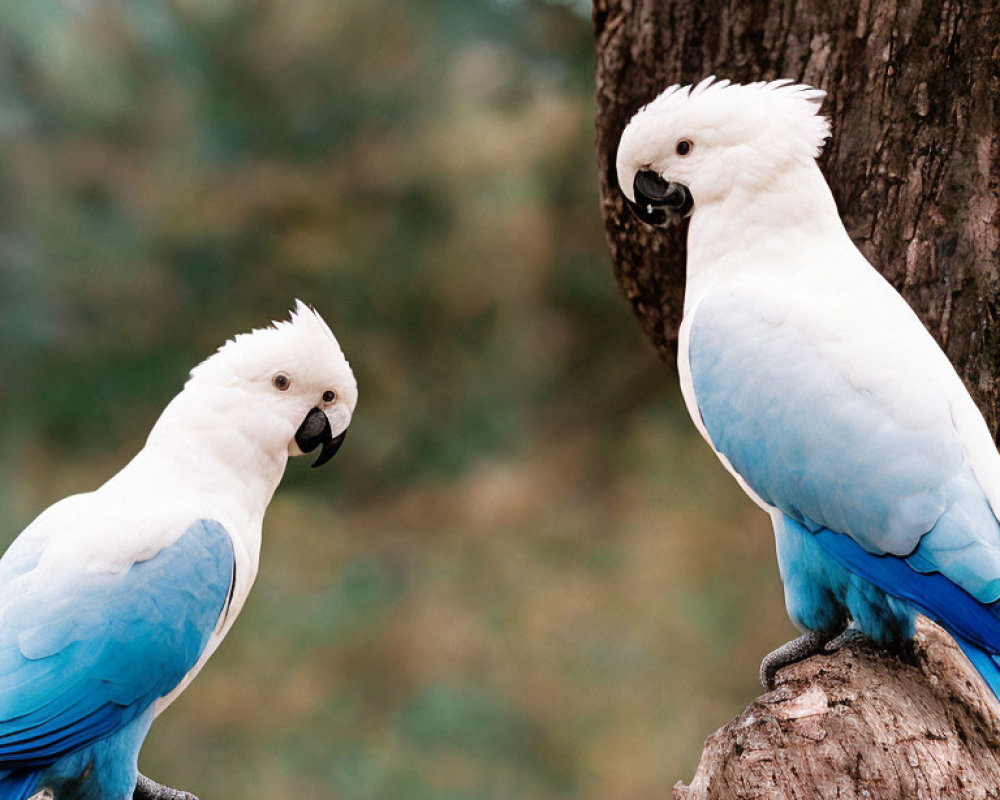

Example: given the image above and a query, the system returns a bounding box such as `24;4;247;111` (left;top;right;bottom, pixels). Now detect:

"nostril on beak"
634;170;671;202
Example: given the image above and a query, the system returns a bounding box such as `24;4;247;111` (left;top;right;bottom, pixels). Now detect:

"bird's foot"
760;628;855;691
133;774;199;800
823;626;867;653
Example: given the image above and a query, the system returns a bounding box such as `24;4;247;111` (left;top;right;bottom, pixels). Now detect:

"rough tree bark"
592;1;1000;796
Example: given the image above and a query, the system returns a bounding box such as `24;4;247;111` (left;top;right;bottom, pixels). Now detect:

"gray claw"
133;774;199;800
823;626;868;653
760;630;832;691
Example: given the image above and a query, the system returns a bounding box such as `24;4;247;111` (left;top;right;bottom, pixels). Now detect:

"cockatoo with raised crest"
616;77;1000;698
0;301;356;800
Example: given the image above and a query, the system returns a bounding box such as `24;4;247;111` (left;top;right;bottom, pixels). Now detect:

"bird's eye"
322;389;337;404
272;373;291;391
675;138;693;157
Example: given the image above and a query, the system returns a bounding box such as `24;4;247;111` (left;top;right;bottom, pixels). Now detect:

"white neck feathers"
683;160;852;311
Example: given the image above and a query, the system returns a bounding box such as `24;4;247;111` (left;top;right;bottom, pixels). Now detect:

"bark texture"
593;1;1000;795
673;621;1000;799
594;0;1000;433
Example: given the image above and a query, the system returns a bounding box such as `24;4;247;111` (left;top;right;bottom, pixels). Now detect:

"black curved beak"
625;169;694;227
294;407;348;468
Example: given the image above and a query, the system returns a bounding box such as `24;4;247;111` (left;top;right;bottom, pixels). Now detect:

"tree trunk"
673;619;1000;800
593;1;1000;796
593;0;1000;431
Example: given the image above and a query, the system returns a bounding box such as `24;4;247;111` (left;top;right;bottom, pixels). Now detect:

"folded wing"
0;518;234;768
689;285;1000;616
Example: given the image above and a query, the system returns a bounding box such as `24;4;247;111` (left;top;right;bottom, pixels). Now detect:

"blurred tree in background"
1;1;792;798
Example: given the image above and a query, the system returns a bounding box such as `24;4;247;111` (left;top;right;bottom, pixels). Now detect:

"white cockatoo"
616;77;1000;695
0;300;356;800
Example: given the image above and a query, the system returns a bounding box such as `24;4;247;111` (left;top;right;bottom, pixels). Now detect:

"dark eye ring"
676;138;693;157
272;373;291;391
322;389;337;403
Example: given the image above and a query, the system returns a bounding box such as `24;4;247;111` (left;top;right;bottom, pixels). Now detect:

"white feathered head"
188;300;357;466
616;77;830;226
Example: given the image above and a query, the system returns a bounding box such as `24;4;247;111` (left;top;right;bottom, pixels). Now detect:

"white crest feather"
189;301;354;394
635;76;829;157
616;77;831;206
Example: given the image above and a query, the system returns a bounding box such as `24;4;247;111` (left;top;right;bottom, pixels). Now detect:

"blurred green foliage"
2;0;615;489
0;1;796;798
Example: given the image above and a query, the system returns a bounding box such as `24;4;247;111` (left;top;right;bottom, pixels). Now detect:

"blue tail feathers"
953;636;1000;700
0;769;40;800
812;525;1000;654
788;518;1000;701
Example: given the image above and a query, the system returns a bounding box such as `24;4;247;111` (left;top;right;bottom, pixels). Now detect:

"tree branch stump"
673;620;1000;799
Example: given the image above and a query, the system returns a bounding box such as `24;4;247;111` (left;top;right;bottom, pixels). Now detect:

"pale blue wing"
0;518;233;768
689;290;1000;607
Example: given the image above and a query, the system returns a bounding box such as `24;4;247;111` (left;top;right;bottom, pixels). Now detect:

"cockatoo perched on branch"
0;301;356;800
616;77;1000;697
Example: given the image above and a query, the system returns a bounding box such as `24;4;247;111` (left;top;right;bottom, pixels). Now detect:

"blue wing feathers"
0;519;234;769
814;522;1000;700
690;299;962;556
690;293;1000;694
0;705;127;768
813;526;1000;653
0;768;41;800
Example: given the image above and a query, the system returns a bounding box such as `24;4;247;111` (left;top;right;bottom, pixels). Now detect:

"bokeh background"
0;1;795;798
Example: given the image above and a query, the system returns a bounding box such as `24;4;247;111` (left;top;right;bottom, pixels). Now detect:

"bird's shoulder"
9;490;227;578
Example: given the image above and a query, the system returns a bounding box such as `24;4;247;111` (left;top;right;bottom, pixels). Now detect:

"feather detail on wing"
689;283;1000;606
0;519;234;768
